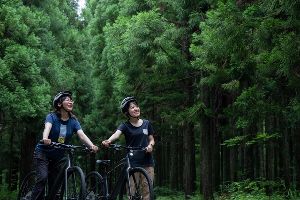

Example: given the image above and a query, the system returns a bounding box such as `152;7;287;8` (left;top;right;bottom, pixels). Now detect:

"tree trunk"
164;139;170;186
222;145;230;183
9;125;26;191
212;116;220;192
178;129;184;191
265;114;275;196
266;139;275;195
244;126;256;179
170;130;178;189
200;114;213;200
155;131;163;186
200;85;215;200
281;127;291;189
19;127;36;183
183;74;196;197
183;124;195;197
294;124;300;190
230;147;237;181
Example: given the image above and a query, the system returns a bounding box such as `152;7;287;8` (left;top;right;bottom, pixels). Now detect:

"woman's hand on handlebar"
42;138;51;145
146;144;154;153
90;145;99;153
102;140;111;147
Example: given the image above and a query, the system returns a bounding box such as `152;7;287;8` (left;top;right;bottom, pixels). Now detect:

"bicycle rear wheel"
85;171;105;200
119;167;154;200
18;171;37;200
61;166;86;200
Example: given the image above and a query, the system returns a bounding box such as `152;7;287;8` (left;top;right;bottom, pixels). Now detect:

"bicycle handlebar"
39;141;91;152
108;143;146;151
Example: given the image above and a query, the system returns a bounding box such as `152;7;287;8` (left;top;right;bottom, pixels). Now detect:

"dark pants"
31;150;68;200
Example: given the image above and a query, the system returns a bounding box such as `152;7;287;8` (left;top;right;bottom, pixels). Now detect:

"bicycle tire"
18;171;37;200
60;166;86;200
119;167;154;200
85;171;105;200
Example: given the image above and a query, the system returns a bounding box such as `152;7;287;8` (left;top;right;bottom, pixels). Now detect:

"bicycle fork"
64;156;71;199
126;166;134;197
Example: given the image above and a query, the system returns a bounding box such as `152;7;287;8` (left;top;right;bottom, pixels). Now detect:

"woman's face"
60;96;73;112
128;102;140;118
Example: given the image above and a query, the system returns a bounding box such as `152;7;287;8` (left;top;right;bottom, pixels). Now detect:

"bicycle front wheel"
85;171;105;200
119;167;154;200
18;171;37;200
61;166;86;200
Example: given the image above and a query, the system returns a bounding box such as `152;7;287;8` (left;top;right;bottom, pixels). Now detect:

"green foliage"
155;186;202;200
218;183;300;200
217;192;284;200
222;135;248;147
0;0;95;193
190;0;300;198
287;97;300;125
218;179;287;200
94;6;190;133
154;186;183;197
0;184;17;200
0;2;51;119
245;132;280;145
286;189;300;200
221;80;239;92
232;86;266;129
1;0;300;198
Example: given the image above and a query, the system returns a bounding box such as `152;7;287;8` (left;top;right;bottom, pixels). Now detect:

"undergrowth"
154;180;300;200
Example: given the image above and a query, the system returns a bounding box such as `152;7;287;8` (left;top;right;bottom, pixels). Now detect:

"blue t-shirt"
118;119;154;167
36;113;81;160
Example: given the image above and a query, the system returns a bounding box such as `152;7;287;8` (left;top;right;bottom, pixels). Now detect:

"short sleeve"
45;113;55;124
117;123;127;133
73;119;82;133
147;121;154;136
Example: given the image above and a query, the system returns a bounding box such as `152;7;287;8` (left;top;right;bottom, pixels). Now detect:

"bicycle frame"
46;146;80;199
110;154;132;199
63;152;73;199
61;144;88;200
94;145;147;200
19;142;88;200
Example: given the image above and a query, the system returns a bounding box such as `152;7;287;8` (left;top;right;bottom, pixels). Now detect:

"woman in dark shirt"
102;97;155;198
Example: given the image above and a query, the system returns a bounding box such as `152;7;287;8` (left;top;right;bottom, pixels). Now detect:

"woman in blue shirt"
31;91;98;200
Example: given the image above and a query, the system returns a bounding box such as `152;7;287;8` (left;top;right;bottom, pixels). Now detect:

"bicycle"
85;144;154;200
18;142;90;200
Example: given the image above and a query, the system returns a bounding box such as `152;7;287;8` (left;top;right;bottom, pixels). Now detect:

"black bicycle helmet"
120;96;137;113
53;91;72;109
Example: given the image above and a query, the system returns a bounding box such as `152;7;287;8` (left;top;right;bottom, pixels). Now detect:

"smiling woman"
29;91;99;200
102;96;156;199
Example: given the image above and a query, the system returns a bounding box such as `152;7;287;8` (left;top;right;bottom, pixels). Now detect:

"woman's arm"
42;122;52;145
102;130;122;147
146;135;155;153
77;129;99;152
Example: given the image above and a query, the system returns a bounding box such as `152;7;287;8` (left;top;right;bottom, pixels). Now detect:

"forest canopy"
1;0;300;199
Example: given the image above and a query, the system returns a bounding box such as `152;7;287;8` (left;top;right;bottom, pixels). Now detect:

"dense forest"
1;0;300;199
